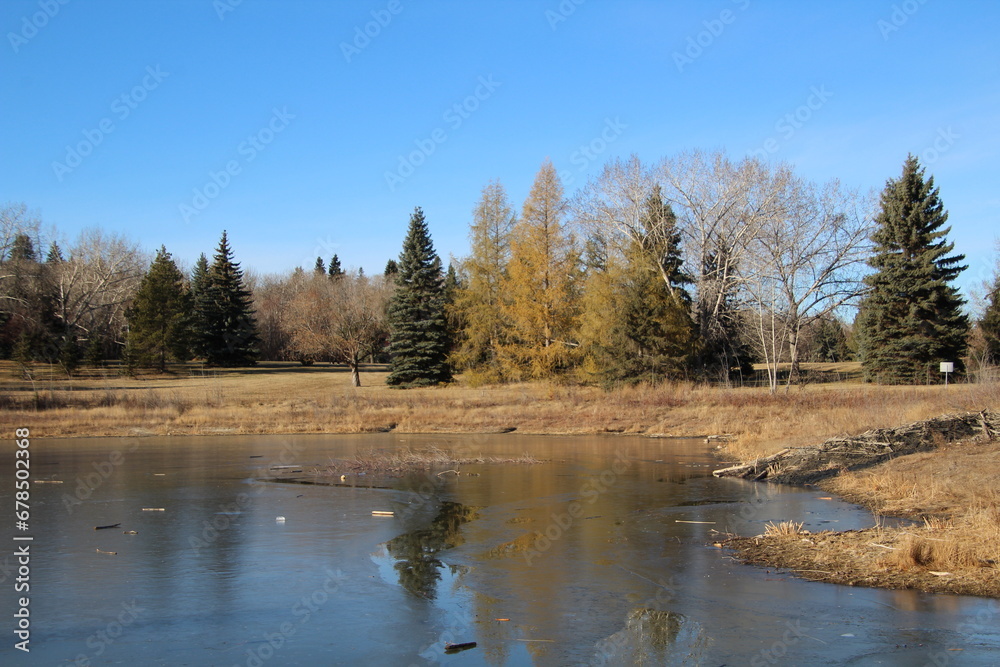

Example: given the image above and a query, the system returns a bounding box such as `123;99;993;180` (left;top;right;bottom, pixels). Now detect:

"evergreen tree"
328;254;344;279
578;212;694;387
9;234;36;262
859;155;968;383
979;269;1000;366
314;256;326;274
810;317;851;363
443;262;462;354
699;246;757;382
198;232;261;367
58;333;81;376
384;259;398;277
500;160;580;379
386;208;452;386
45;242;63;263
189;253;211;359
12;331;32;377
126;246;193;371
637;186;692;299
85;334;105;367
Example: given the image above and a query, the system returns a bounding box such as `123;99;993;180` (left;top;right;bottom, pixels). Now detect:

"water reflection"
383;501;480;598
594;608;707;666
3;433;998;666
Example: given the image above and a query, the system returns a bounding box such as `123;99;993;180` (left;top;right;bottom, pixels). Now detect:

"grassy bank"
1;361;997;452
725;418;1000;597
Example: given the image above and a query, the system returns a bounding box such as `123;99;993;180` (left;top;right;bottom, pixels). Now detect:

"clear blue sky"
2;0;997;295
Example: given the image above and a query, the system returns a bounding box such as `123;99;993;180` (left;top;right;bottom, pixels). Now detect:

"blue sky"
2;0;998;295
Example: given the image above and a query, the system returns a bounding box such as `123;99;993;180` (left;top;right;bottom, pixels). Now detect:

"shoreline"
721;415;1000;599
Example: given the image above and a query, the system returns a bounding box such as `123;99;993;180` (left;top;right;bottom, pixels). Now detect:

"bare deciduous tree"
741;176;873;391
52;228;146;346
286;271;390;386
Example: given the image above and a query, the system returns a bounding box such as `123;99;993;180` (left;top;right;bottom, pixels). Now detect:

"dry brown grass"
728;432;1000;596
2;361;998;450
763;520;806;537
824;434;1000;577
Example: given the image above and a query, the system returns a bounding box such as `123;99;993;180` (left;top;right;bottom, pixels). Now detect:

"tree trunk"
350;356;361;387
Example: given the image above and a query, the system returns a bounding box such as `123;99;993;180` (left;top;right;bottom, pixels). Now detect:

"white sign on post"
940;361;954;386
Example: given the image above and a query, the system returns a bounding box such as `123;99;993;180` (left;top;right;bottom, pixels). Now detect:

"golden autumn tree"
499;159;581;379
451;180;516;382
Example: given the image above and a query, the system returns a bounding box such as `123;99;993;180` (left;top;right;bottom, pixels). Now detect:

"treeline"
2;150;998;388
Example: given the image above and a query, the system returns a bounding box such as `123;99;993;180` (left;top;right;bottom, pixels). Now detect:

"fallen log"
94;523;121;530
713;411;1000;485
444;642;477;654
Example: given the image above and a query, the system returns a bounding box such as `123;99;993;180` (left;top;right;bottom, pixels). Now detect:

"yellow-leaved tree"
499;159;581;380
451;180;516;383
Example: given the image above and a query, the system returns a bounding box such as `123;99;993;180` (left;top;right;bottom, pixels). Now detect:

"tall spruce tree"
189;253;211;359
979;268;1000;366
859;155;968;383
386;208;452;386
328;254;344;279
126;246;193;371
197;232;261;367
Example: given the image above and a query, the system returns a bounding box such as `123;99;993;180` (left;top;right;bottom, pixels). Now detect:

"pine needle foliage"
194;231;261;367
386;207;453;387
858;155;968;383
126;246;193;371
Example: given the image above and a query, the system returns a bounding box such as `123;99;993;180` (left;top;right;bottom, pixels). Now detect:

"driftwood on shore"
713;410;1000;485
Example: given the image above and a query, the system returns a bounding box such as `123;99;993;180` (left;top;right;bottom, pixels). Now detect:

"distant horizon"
3;0;997;299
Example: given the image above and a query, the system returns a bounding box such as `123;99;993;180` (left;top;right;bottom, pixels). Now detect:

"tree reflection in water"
384;501;480;599
594;609;708;665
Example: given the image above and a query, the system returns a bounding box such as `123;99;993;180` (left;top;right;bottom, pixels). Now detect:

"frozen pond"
2;433;997;665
